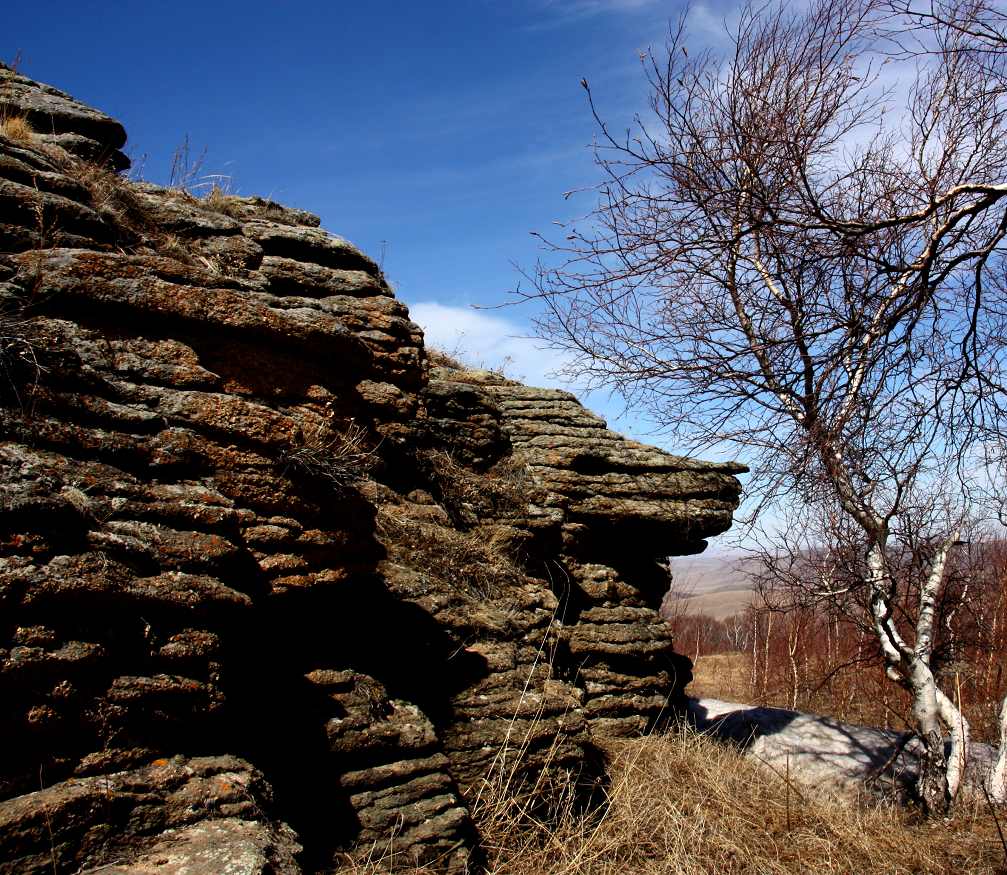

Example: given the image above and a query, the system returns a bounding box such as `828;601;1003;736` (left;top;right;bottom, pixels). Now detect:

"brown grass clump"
202;183;245;218
57;155;234;265
333;728;1005;874
376;505;527;600
71;160;142;219
282;421;377;490
0;113;33;142
418;449;537;529
376;449;539;600
427;346;467;370
64;159;190;262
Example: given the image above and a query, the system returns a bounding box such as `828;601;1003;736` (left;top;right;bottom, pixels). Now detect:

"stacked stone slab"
0;69;743;873
0;64;128;170
425;369;745;736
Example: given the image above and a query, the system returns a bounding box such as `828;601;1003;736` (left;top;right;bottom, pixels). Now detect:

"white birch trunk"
867;538;968;811
988;695;1007;803
907;655;949;811
934;685;970;801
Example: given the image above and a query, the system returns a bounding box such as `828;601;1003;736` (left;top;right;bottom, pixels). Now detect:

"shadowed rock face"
0;69;744;873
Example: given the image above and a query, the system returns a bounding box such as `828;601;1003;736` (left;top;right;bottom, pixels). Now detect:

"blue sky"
4;1;741;439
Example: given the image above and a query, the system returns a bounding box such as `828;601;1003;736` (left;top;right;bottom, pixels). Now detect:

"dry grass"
332;728;1006;874
0;113;33;142
418;449;537;529
427;347;467;370
376;505;527;600
282;421;377;490
57;152;235;265
64;158;195;263
689;652;753;703
71;160;142;217
375;441;541;603
202;183;246;218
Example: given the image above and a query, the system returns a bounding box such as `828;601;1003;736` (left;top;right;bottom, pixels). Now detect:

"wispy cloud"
545;0;657;13
410;301;579;390
409;301;668;437
523;0;661;31
408;300;745;475
686;2;742;44
531;0;740;36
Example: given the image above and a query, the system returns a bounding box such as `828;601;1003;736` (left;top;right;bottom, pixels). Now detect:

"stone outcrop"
0;756;302;875
424;369;742;739
0;66;128;171
0;68;744;873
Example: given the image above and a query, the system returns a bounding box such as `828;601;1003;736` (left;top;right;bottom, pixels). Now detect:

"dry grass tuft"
427;347;467;370
0;113;33;142
377;505;527;600
334;728;1005;874
418;449;536;529
376;450;539;601
72;160;141;217
202;182;245;218
282;421;377;490
158;233;195;263
64;159;190;262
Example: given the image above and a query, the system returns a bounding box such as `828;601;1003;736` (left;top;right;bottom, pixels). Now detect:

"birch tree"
525;0;1007;812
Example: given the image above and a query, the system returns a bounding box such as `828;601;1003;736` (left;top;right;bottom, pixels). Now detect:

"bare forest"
668;538;1007;747
527;0;1007;812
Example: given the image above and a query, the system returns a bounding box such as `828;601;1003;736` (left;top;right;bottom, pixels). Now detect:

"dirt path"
688;697;996;800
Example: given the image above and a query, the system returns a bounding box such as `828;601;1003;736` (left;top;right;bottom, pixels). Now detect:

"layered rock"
424;369;743;737
0;756;301;875
0;63;128;170
0;69;744;873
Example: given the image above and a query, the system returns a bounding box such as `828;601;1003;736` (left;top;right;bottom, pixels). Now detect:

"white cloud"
409;301;581;391
409;301;666;438
686;2;743;43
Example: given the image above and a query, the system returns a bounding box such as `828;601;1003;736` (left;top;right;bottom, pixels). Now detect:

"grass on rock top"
0;114;33;142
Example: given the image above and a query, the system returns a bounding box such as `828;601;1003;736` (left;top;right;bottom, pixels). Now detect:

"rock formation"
0;66;744;873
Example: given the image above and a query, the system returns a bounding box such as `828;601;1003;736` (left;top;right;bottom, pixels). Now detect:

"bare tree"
525;0;1007;812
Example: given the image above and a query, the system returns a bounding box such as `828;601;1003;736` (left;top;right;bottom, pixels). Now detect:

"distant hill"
664;555;760;621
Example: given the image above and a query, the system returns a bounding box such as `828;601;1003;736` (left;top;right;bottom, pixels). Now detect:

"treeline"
666;540;1007;743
